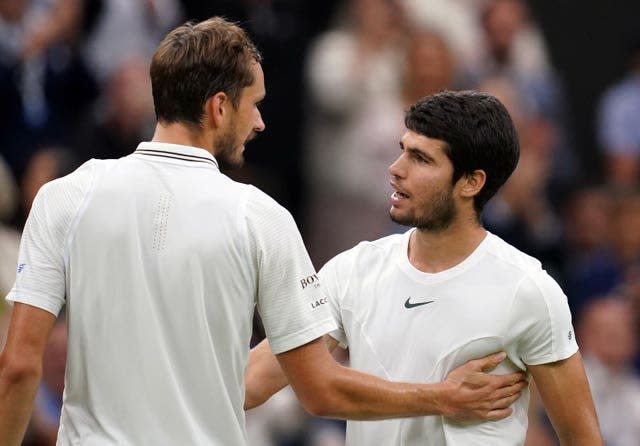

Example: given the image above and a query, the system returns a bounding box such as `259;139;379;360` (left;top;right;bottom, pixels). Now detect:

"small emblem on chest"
404;297;435;309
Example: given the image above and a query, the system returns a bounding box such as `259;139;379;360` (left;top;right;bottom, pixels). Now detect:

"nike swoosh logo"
404;297;435;309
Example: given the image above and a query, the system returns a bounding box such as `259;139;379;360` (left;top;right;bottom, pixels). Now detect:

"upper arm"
245;334;340;411
275;337;341;413
1;303;57;372
529;352;603;445
246;191;334;355
508;273;578;369
7;168;92;316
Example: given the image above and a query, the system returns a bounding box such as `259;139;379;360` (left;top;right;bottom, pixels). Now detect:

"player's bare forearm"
276;339;527;421
0;358;42;446
0;304;56;446
245;335;340;409
245;339;288;409
529;352;604;445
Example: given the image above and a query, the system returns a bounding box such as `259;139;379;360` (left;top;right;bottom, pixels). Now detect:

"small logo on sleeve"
17;263;26;273
300;274;320;290
311;297;328;309
568;330;573;341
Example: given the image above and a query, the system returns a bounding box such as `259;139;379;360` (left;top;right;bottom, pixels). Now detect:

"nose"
254;111;266;133
388;153;405;178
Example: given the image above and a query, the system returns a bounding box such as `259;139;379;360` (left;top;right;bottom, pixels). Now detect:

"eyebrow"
399;141;436;163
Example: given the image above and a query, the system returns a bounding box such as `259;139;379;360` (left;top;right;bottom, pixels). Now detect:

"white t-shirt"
321;229;578;446
7;142;336;445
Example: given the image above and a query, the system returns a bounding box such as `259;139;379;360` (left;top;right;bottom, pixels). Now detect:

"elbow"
300;395;334;418
296;382;342;418
244;387;268;411
0;354;42;386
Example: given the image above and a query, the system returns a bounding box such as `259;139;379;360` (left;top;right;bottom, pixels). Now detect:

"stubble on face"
390;183;457;232
215;122;244;170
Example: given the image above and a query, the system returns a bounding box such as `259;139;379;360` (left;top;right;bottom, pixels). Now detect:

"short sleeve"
246;189;337;354
6;167;92;315
507;271;578;367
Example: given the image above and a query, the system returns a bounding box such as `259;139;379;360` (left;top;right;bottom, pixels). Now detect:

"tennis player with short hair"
246;91;603;445
0;18;526;446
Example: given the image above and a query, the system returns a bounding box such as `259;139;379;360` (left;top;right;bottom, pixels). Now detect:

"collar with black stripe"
133;142;219;169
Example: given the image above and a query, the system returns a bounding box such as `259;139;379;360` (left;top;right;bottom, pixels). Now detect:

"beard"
390;184;457;232
215;125;244;170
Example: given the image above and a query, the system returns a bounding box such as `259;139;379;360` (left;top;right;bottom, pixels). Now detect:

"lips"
390;180;410;205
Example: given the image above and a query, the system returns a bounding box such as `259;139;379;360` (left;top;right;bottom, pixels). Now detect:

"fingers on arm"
470;352;507;372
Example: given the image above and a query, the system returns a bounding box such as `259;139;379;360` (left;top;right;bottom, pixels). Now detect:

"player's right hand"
440;352;528;421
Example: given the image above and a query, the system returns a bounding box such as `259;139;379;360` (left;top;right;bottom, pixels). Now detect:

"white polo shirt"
7;142;336;445
321;229;578;446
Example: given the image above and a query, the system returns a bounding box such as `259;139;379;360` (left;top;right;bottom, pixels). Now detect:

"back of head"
405;90;520;214
150;17;262;129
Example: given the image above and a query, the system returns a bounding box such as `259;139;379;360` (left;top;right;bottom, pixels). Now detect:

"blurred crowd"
1;1;640;445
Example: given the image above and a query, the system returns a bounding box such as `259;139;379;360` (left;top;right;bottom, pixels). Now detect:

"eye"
410;150;428;163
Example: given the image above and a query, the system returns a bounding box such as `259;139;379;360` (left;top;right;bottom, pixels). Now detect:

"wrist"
421;381;454;417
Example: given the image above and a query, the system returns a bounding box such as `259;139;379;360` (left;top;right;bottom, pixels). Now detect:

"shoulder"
244;185;294;223
33;159;103;213
484;236;568;318
322;231;406;275
483;232;544;275
483;233;565;298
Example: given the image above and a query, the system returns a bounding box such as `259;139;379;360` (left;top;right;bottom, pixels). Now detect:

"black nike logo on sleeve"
404;297;435;309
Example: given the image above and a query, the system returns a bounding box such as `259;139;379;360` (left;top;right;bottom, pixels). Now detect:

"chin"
218;155;245;171
389;210;408;227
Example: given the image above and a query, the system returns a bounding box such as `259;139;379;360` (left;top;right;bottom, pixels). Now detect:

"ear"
205;92;230;128
459;169;486;198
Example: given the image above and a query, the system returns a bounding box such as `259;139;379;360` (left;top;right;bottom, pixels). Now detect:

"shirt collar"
134;142;219;169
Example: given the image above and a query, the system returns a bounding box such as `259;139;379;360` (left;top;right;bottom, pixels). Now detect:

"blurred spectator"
400;28;458;104
597;40;640;186
72;58;155;160
609;188;640;274
561;186;640;322
465;0;577;193
474;0;549;81
577;296;640;446
0;155;20;348
401;0;482;71
0;155;20;294
479;75;564;278
560;185;616;316
620;262;640;373
0;0;97;181
302;0;409;266
177;1;339;221
17;145;79;227
80;0;183;85
22;317;67;446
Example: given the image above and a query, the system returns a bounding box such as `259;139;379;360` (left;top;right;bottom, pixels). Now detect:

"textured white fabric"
7;142;336;445
321;229;578;446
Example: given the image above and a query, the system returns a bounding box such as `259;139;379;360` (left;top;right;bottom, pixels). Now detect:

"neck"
408;215;487;273
151;122;215;155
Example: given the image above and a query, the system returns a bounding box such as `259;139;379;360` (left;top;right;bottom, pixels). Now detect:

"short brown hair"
150;17;262;127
